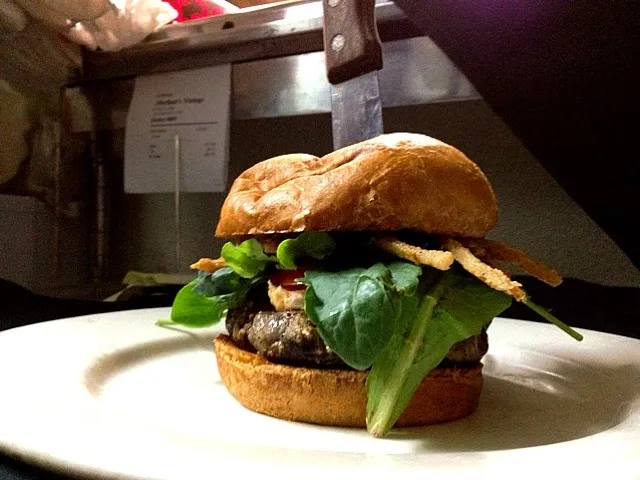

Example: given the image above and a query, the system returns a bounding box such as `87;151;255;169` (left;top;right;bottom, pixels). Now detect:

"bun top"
215;133;498;238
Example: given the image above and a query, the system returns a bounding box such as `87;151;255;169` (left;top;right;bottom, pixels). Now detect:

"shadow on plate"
385;358;640;452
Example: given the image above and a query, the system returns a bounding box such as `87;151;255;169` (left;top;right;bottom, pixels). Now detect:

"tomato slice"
270;266;310;290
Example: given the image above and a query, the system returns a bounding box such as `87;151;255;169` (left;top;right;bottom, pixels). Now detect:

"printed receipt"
124;65;231;193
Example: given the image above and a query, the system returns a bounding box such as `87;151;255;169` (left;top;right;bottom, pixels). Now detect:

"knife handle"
322;0;383;85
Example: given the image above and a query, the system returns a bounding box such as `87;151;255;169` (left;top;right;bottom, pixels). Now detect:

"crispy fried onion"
190;257;226;272
375;237;454;271
443;238;526;301
474;253;513;278
461;238;562;287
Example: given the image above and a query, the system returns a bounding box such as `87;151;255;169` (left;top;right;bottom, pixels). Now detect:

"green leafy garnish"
191;268;248;299
157;279;225;328
276;232;336;270
366;270;512;436
524;297;583;341
302;262;422;370
163;230;582;437
158;268;265;328
221;239;276;278
386;261;423;295
220;233;336;277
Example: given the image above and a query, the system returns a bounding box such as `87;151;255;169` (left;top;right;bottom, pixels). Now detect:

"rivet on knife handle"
322;0;383;85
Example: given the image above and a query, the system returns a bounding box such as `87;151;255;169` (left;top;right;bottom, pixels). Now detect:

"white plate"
0;308;639;479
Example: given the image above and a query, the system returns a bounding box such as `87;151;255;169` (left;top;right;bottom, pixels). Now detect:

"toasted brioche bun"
216;133;498;239
214;335;483;429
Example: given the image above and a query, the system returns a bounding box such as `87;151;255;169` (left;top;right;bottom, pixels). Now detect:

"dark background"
395;0;639;270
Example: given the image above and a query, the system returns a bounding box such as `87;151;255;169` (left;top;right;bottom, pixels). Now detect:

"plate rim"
0;308;639;479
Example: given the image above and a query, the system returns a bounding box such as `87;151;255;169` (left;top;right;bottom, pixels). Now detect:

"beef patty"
225;296;489;368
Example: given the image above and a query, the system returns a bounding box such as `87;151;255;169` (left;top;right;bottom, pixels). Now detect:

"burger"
160;133;581;437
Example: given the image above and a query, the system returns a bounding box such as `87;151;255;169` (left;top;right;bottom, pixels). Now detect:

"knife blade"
322;0;384;150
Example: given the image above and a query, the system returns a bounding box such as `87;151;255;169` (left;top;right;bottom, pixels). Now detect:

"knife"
322;0;384;150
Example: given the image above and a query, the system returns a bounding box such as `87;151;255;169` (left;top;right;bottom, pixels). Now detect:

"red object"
269;267;310;290
164;0;229;22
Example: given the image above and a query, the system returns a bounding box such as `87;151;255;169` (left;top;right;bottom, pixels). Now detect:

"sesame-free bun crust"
216;133;498;238
214;335;483;429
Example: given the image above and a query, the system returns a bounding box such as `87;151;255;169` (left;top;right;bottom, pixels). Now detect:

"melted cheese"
267;281;305;311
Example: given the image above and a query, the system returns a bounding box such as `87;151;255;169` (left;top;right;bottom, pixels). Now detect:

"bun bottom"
214;335;483;429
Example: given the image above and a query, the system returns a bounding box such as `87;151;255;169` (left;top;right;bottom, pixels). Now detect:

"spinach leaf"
365;294;419;427
158;279;224;328
433;270;513;340
302;262;422;370
366;270;512;436
159;267;266;328
192;268;246;299
221;239;276;278
387;262;422;295
276;232;336;270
